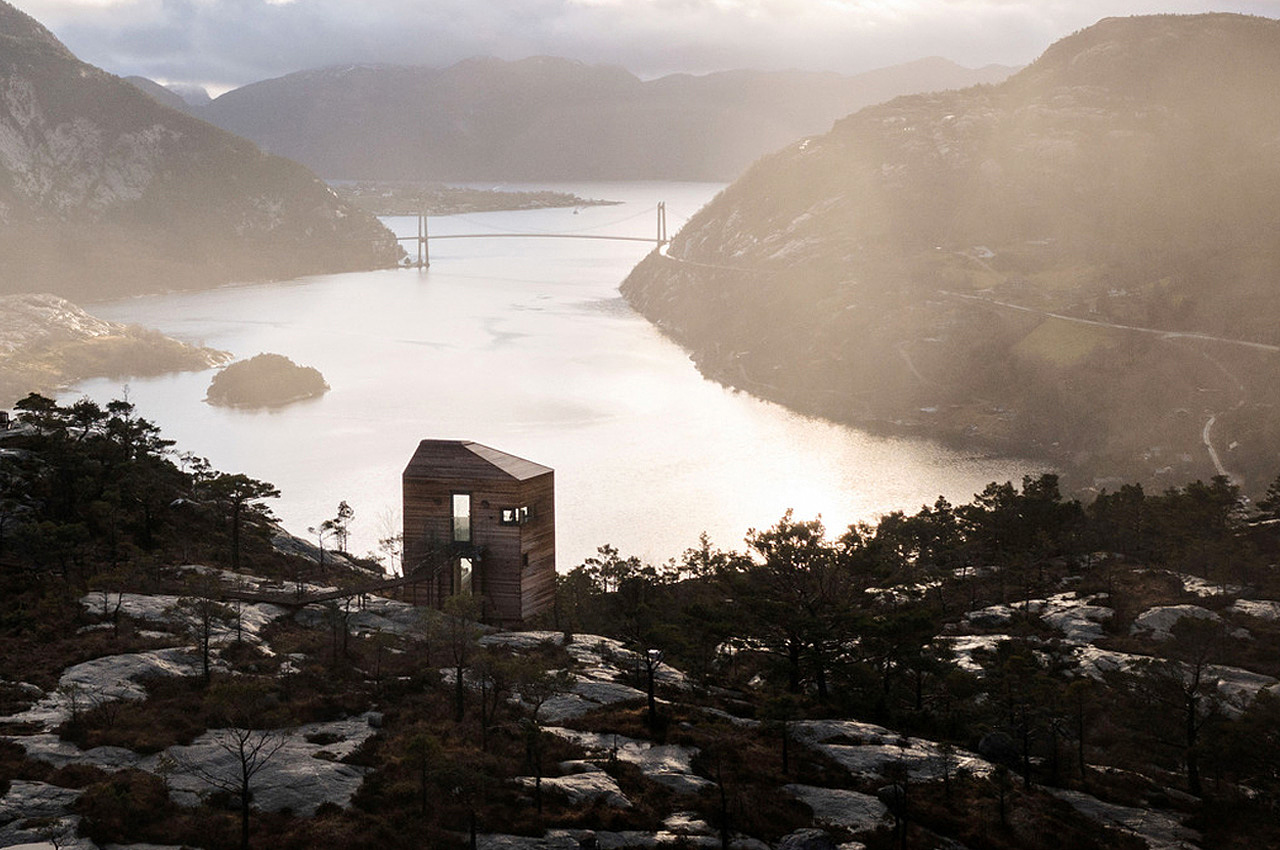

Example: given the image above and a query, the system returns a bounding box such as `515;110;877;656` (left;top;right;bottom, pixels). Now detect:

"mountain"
193;55;1016;181
123;75;191;112
0;2;402;300
621;14;1280;493
167;81;212;108
125;77;213;112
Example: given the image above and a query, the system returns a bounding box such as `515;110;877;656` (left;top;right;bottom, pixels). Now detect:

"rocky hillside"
188;55;1015;181
0;292;226;404
623;13;1280;495
3;398;1279;847
3;547;1279;848
0;2;402;300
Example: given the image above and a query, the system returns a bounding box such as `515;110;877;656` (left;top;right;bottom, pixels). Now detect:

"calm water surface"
73;182;1040;569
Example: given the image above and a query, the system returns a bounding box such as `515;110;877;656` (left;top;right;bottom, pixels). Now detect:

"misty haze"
2;3;1280;850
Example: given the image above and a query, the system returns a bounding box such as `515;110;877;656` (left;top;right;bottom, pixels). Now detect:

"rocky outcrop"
0;2;402;300
6;560;1273;850
0;292;227;405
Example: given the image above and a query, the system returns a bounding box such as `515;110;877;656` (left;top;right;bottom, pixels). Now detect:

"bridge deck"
396;233;665;244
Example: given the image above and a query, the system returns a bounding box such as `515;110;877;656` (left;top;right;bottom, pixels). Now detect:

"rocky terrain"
0;292;226;405
165;56;1014;182
2;398;1278;848
621;13;1280;497
0;2;403;301
2;554;1277;849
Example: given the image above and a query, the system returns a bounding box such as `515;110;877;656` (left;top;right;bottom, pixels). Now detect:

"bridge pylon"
417;212;430;268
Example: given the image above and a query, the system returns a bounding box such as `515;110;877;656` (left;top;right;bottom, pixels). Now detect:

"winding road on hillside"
942;289;1271;484
651;245;1270;481
938;290;1280;353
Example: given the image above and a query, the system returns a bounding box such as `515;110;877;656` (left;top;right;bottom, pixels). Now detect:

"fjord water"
74;182;1037;569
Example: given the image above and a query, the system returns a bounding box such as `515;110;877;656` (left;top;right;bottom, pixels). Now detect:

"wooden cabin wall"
519;472;556;621
403;472;555;625
472;489;524;625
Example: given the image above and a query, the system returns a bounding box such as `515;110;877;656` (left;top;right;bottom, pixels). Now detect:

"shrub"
75;769;172;844
48;762;108;789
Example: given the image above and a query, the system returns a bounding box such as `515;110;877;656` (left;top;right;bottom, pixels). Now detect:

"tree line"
0;393;283;580
540;471;1280;822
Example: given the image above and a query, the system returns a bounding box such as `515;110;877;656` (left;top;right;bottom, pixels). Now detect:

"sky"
10;0;1280;95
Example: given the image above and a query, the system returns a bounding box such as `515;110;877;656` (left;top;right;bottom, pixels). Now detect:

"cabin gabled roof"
403;439;552;482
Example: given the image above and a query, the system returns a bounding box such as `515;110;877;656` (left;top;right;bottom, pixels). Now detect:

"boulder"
776;829;838;850
1130;605;1221;641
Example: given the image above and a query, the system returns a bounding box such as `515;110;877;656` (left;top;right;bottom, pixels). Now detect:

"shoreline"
334;181;621;217
0;294;228;408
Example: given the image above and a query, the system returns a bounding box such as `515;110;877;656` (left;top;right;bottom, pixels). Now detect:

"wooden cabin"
402;440;555;625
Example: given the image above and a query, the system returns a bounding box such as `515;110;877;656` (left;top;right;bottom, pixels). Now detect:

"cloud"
9;0;1279;93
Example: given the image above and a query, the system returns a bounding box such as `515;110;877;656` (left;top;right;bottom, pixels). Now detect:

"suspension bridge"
396;202;669;267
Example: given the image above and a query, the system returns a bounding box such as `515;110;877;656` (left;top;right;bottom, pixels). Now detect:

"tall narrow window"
452;493;471;542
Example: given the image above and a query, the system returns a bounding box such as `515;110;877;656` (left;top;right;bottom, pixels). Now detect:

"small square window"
501;506;531;525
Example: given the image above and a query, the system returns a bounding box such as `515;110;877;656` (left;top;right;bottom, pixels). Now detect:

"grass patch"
901;774;1149;850
0;681;39;715
0;738;54;791
1013;318;1119;368
1027;265;1099;293
59;675;209;753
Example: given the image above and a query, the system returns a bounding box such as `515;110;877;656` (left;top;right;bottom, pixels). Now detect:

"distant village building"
402;440;555;625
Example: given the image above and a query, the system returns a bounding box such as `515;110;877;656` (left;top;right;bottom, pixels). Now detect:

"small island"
206;353;329;408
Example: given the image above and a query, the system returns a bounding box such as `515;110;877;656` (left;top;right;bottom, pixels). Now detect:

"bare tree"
176;574;235;685
640;647;664;729
308;523;330;570
433;594;482;723
181;679;286;850
57;682;86;727
401;727;441;816
514;662;576;812
375;506;404;576
1116;617;1226;796
474;647;516;753
89;565;131;639
322;597;354;668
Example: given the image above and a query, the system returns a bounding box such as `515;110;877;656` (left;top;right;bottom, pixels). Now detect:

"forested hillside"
622;13;1280;494
0;2;402;300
